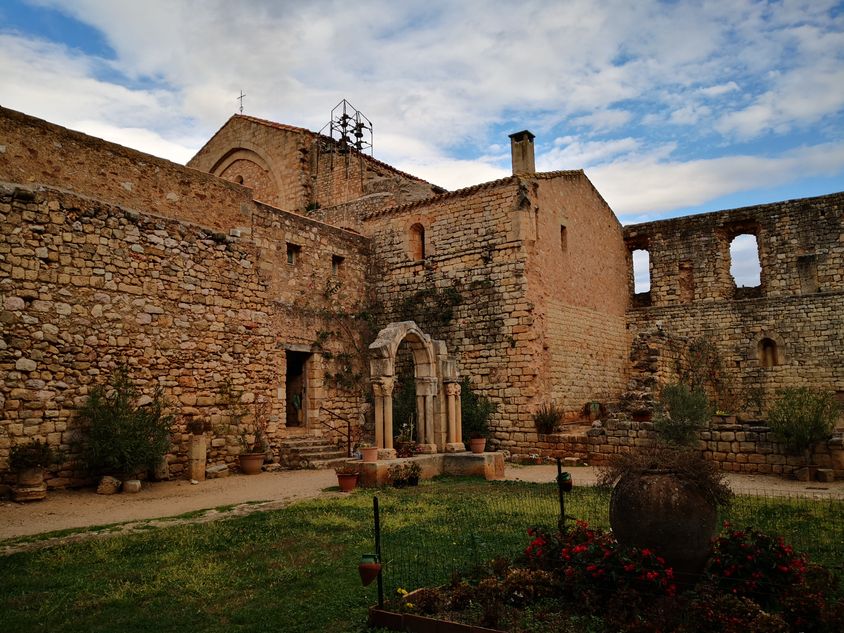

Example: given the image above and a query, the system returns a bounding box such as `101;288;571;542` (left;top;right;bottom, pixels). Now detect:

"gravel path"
1;464;841;555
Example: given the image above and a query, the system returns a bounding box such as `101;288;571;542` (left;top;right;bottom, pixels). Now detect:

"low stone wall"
536;418;844;478
356;452;505;487
593;419;844;476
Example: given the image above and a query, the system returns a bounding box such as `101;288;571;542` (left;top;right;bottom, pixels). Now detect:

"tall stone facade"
1;105;842;485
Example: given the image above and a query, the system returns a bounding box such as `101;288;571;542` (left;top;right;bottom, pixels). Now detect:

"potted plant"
460;377;496;454
335;462;359;492
766;387;840;481
599;446;733;583
9;439;58;502
237;398;271;475
358;441;379;463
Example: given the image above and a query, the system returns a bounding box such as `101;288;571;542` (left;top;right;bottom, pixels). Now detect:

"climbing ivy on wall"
396;284;462;326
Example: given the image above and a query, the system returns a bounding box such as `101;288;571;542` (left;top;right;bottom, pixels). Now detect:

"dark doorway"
286;351;310;428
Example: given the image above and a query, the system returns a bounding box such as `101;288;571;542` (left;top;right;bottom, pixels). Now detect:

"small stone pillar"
372;378;397;459
188;434;207;482
415;377;439;454
444;382;465;452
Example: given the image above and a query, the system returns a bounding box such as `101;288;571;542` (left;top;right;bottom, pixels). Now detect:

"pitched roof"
361;169;589;219
197;114;440;188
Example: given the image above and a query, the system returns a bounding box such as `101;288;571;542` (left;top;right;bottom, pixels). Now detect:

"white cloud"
588;142;844;220
2;0;842;216
698;81;739;97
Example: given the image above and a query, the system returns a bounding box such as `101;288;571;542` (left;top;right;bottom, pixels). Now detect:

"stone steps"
278;436;351;469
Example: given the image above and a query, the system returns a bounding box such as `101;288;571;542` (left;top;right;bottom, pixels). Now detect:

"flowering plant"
523;521;676;600
706;522;808;606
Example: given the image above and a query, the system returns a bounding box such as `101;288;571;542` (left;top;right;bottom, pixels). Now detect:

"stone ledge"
356;452;505;487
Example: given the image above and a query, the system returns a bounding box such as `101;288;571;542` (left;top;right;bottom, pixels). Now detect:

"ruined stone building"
1;105;842;486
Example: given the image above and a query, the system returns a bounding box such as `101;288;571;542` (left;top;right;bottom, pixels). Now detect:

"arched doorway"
369;321;463;457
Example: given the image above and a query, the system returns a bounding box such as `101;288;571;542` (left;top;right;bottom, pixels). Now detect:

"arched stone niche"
369;321;464;457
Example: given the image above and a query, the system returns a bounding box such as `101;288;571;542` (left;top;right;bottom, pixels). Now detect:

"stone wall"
528;173;629;416
582;418;844;478
0;184;371;486
362;172;634;454
363;178;538;451
625;193;844;412
0;106;252;232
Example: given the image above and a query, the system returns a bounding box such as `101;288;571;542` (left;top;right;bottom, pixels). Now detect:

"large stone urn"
610;469;717;583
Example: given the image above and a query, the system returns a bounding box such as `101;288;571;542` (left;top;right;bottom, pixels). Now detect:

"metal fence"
371;475;843;597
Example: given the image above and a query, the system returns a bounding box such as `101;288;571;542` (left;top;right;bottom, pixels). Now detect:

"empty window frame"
286;243;301;265
560;225;568;253
729;233;761;290
331;254;345;275
409;223;425;260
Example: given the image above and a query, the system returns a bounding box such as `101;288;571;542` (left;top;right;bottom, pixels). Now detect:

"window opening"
632;249;650;293
286;243;301;265
729;234;761;290
560;225;567;253
331;254;344;275
758;338;779;368
409;223;425;260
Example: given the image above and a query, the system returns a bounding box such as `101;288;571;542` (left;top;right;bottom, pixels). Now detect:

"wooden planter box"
368;606;504;633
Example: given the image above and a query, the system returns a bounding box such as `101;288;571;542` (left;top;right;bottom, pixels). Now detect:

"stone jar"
610;469;717;583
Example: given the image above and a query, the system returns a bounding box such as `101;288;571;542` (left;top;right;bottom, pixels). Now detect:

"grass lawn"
1;478;841;633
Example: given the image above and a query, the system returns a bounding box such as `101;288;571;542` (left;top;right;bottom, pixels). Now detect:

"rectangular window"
560;225;567;253
331;254;345;275
286;243;301;265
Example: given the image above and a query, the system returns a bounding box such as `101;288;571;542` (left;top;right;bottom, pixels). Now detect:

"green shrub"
461;377;496;440
534;402;564;435
78;364;174;478
654;383;712;446
767;387;839;465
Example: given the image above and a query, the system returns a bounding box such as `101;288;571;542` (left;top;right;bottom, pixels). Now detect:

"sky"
1;0;843;289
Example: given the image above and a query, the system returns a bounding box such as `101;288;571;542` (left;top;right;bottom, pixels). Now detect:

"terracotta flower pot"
337;472;358;492
360;447;379;463
610;469;716;583
468;438;486;454
358;554;381;586
238;453;264;475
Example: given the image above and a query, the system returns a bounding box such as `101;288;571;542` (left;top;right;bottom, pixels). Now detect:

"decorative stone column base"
445;442;466;453
415;443;438;454
377;448;397;460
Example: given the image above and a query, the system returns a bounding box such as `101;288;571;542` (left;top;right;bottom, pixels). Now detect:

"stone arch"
208;145;284;203
369;321;463;456
751;332;784;368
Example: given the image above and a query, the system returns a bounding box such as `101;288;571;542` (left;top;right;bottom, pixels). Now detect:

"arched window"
410;223;425;260
758;337;779;368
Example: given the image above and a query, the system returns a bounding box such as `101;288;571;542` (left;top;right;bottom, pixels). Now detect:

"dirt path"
2;465;841;556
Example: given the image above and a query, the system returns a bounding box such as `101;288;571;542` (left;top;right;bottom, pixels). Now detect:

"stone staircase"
278;436;351;470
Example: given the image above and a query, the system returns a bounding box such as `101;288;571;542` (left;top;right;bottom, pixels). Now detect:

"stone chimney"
509;130;536;175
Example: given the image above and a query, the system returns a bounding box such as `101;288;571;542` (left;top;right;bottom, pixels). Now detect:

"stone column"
188;434;207;481
382;378;395;450
445;382;465;452
455;383;463;445
415;377;439;454
372;381;384;449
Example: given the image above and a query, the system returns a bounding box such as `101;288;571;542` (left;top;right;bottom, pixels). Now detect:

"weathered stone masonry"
2;104;842;484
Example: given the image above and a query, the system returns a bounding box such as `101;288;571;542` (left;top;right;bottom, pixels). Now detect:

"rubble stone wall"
624;193;844;411
0;106;252;232
583;419;844;478
0;185;370;486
